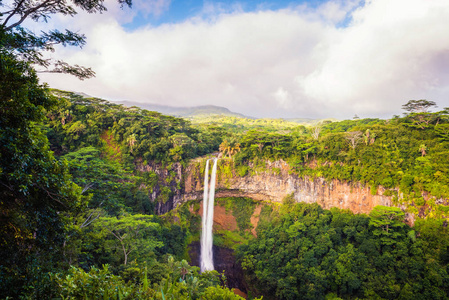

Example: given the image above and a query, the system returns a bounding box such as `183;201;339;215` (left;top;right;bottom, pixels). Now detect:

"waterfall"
200;159;210;272
201;158;218;272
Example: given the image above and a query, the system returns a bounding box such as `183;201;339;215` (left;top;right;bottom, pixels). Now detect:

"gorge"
4;88;449;299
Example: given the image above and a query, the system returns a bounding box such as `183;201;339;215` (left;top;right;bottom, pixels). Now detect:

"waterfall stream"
201;158;218;272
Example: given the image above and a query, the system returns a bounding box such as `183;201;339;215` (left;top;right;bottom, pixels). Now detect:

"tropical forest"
1;0;449;299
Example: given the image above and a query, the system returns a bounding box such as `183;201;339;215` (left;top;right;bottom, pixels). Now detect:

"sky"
36;0;449;119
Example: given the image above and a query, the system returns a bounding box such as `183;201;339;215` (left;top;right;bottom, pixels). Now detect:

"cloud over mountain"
39;0;449;119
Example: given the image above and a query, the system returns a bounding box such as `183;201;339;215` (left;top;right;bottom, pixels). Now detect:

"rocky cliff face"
135;161;185;214
182;159;394;215
139;158;424;220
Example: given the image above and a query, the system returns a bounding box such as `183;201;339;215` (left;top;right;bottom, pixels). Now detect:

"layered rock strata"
139;158;401;216
182;160;393;215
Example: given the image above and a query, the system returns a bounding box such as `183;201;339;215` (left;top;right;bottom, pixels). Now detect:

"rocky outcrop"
135;161;185;214
182;159;393;215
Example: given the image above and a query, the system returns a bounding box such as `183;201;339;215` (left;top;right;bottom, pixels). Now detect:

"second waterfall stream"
200;158;218;272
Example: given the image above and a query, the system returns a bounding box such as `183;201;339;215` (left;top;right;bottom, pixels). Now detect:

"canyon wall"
185;159;394;215
142;158;397;216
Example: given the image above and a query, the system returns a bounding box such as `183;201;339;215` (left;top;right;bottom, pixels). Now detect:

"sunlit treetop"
402;99;437;114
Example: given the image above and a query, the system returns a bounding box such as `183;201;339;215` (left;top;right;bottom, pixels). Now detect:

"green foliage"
402;99;437;113
236;165;249;177
255;205;278;235
62;146;154;214
66;213;187;272
147;256;240;300
52;265;134;299
0;50;84;298
214;230;249;249
369;206;405;245
230;114;449;216
46;90;222;164
49;257;243;300
91;214;163;266
158;186;173;204
238;203;449;300
191;115;308;134
202;285;246;299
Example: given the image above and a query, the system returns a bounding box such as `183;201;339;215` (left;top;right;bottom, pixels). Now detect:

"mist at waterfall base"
200;158;218;273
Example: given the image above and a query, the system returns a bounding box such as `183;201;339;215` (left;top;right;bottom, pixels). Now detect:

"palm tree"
228;143;241;158
369;132;377;145
219;140;230;157
419;144;427;156
363;129;370;145
219;140;240;158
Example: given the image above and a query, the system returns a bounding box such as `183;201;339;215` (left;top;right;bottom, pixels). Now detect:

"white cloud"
273;87;293;109
298;0;449;117
39;0;449;119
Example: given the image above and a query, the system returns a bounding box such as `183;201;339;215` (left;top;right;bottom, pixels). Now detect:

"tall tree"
402;99;437;113
93;214;163;265
345;131;363;150
402;100;439;129
369;206;405;246
310;124;322;140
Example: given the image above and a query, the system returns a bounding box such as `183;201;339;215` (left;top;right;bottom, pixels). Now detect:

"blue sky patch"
123;0;334;30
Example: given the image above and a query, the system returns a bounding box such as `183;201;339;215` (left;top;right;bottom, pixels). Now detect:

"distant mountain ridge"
67;90;328;124
116;100;250;118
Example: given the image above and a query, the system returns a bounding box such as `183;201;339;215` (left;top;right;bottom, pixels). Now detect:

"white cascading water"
200;159;210;272
200;158;218;272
